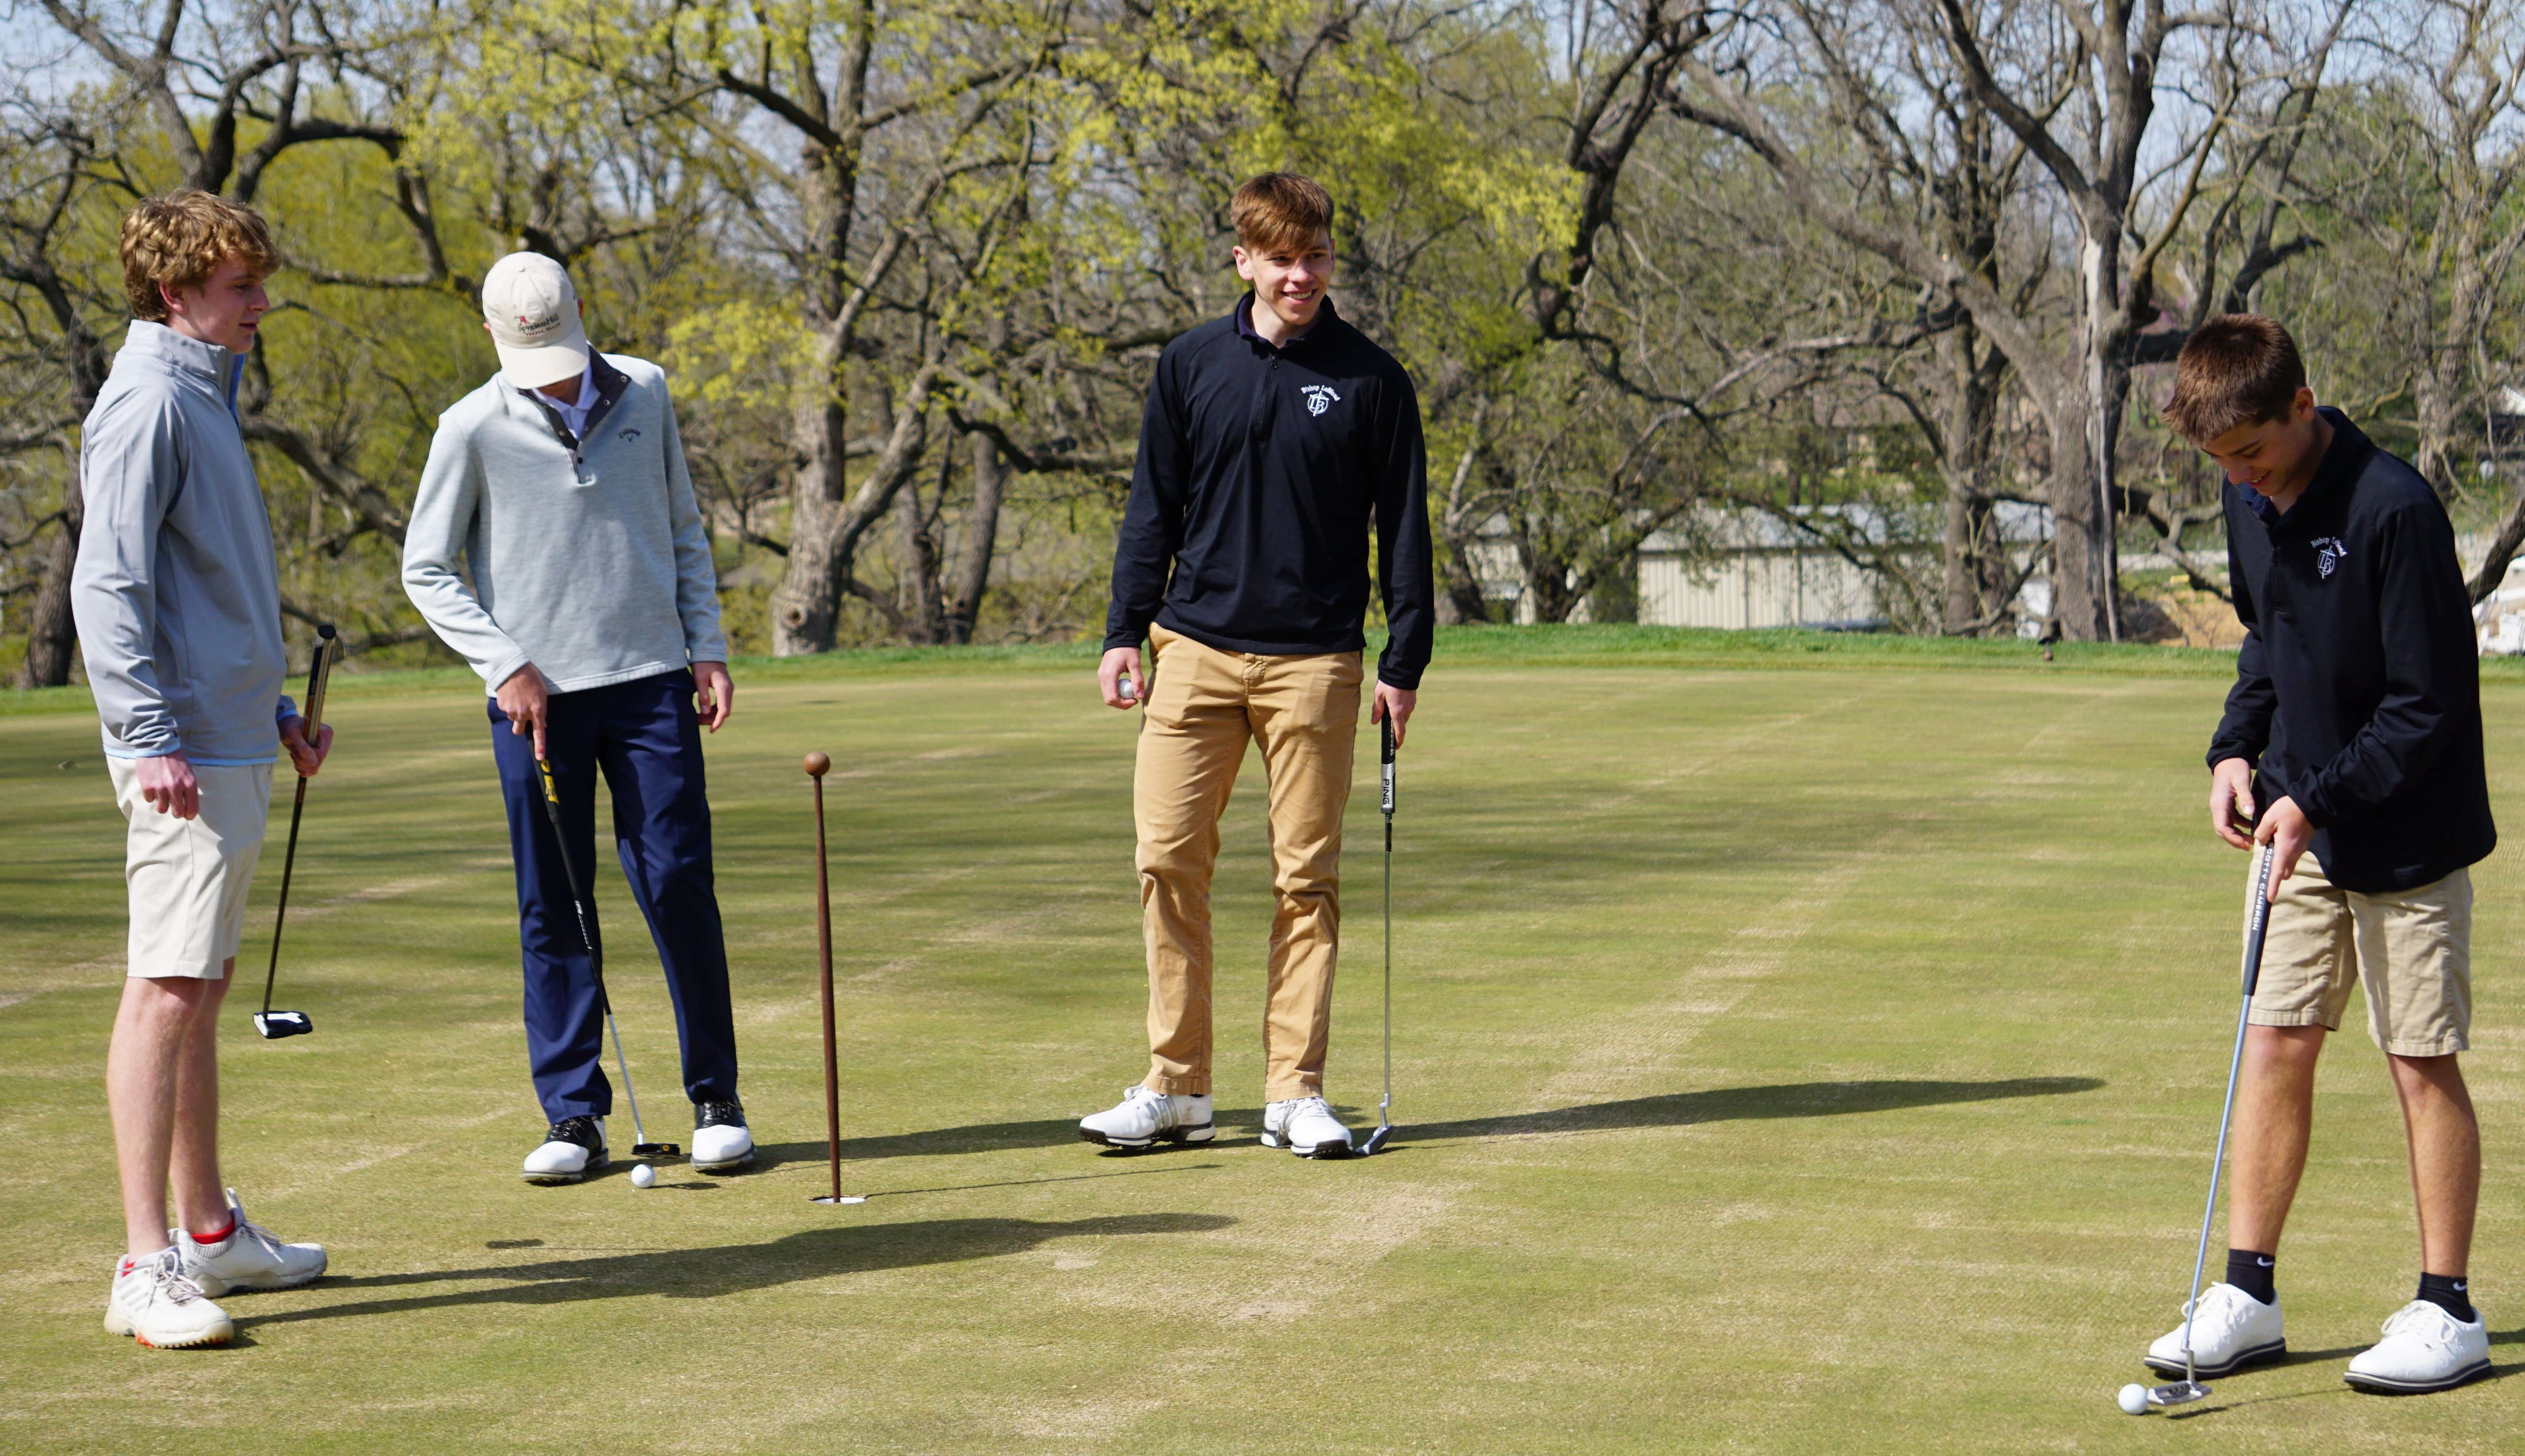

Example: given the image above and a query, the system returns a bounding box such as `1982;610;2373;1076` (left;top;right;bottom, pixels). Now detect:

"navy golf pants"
490;669;738;1122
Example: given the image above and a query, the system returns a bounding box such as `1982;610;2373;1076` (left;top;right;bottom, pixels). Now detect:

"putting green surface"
3;636;2521;1452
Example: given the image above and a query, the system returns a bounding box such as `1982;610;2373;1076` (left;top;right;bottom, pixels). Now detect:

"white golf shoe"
523;1115;608;1183
170;1189;326;1294
2343;1300;2490;1393
1078;1086;1214;1149
1261;1095;1353;1158
692;1101;754;1172
104;1247;234;1349
2143;1283;2286;1378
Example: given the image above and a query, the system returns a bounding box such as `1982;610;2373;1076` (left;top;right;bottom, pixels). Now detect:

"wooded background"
4;0;2521;682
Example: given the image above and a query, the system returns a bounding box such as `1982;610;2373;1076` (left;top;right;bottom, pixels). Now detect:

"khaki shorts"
108;758;274;979
2249;855;2471;1056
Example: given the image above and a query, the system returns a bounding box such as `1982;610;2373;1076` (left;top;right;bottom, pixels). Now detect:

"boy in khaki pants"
2142;315;2494;1393
1079;173;1434;1157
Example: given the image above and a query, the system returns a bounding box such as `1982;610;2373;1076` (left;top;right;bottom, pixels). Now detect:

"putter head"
2146;1379;2211;1410
1355;1124;1394;1156
632;1141;681;1158
810;1194;867;1206
252;1010;313;1039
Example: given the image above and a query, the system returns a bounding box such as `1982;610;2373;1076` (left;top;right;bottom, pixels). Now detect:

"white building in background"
1465;502;2053;635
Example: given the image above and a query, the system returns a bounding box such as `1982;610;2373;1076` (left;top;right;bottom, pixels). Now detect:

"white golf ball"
629;1163;656;1189
2117;1383;2148;1415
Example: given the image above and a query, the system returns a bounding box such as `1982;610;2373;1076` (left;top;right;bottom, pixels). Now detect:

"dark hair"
2165;315;2307;443
1231;173;1334;254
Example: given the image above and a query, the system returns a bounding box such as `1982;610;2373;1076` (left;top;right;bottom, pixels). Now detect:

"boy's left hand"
694;661;735;732
2252;795;2313;900
279;715;334;778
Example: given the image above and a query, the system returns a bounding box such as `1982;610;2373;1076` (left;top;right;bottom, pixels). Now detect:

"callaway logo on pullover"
402;352;727;695
1104;296;1435;688
2208;408;2494;892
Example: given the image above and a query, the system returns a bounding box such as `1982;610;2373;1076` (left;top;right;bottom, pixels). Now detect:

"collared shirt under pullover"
2208;408;2494;892
71;320;295;765
1103;295;1435;689
403;352;728;694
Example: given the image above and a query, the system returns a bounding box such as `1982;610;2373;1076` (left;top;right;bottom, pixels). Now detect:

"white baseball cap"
481;251;590;388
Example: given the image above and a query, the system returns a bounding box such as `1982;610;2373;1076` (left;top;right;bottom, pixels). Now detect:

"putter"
803;752;864;1206
1354;716;1399;1157
533;753;680;1159
253;624;339;1040
2146;840;2278;1412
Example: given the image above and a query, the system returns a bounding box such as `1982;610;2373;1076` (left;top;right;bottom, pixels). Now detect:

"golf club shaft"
1380;717;1395;1125
260;626;337;1018
2179;841;2277;1382
535;755;651;1151
261;781;312;1018
815;774;840;1203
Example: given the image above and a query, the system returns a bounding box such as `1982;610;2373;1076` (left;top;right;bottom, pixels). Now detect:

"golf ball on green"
630;1163;656;1189
2116;1383;2148;1415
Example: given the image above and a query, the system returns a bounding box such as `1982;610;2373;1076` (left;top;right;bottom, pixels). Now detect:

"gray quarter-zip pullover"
401;352;727;694
71;320;295;765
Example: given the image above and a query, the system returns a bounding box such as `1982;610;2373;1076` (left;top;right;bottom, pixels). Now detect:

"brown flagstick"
805;752;862;1205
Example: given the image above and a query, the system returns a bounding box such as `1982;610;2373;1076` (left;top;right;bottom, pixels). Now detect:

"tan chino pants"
1135;624;1363;1101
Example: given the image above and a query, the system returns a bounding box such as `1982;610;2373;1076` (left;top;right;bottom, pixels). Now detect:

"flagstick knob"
804;752;831;778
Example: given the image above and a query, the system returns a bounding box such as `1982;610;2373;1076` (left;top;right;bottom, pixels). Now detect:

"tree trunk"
773;354;942;653
771;392;853;655
15;487;82;688
897;458;947;646
2047;408;2113;642
1940;480;1978;632
944;429;1007;645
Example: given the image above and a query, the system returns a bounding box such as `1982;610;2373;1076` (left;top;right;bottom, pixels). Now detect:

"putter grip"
2240;847;2276;998
301;624;339;733
1379;718;1395;815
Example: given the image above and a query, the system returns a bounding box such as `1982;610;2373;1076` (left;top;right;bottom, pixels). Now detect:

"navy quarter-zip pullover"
1104;295;1435;689
2208;408;2494;892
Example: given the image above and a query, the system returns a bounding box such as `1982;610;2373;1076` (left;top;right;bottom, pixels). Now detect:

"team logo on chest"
1300;384;1342;416
2312;535;2346;579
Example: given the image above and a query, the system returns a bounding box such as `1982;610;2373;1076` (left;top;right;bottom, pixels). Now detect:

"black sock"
2225;1248;2277;1305
2418;1272;2476;1323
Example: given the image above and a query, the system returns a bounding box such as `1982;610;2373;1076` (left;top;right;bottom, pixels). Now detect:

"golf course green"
3;627;2520;1452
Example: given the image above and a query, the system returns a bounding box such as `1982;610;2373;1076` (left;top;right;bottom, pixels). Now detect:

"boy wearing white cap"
403;252;753;1182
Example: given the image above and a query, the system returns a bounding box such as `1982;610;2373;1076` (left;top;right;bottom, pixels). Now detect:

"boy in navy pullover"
2140;314;2493;1394
1079;173;1434;1158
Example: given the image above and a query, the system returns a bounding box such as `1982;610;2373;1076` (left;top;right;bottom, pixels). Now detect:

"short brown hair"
1232;173;1333;254
121;190;278;322
2165;314;2307;443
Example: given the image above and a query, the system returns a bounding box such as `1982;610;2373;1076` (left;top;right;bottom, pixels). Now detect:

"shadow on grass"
2169;1361;2521;1418
251;1213;1235;1328
1399;1076;2107;1143
752;1076;2104;1167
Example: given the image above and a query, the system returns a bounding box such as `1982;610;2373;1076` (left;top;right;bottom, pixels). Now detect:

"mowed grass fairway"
4;631;2524;1453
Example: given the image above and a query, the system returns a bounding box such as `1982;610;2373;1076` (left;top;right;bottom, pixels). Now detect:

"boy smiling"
1080;173;1434;1156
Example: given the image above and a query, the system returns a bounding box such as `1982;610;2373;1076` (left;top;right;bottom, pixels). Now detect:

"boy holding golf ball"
74;191;336;1348
2147;314;2494;1394
1080;173;1433;1157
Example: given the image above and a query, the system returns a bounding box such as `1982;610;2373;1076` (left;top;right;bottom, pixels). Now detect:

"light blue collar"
123;319;244;410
